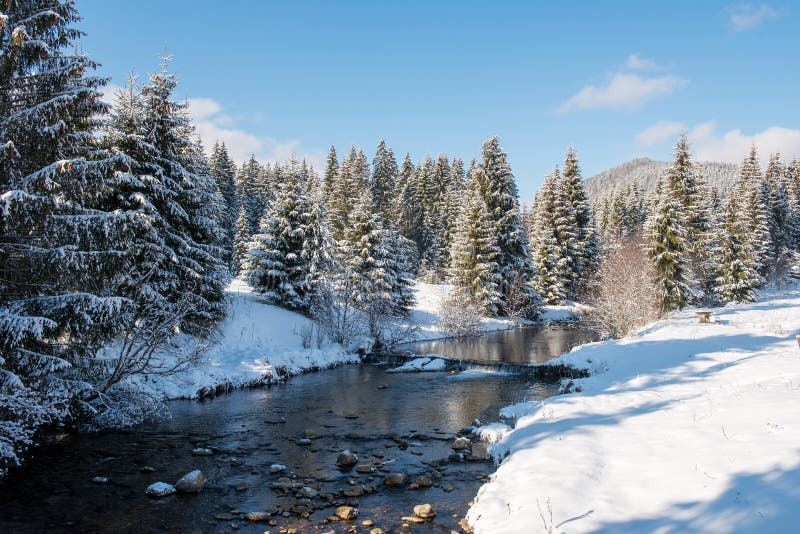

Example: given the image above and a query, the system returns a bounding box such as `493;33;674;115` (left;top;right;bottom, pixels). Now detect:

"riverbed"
0;326;593;533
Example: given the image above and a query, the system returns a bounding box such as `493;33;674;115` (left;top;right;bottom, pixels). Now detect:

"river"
0;325;593;533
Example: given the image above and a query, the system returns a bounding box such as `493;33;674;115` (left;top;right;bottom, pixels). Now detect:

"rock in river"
192;447;214;456
409;475;432;489
269;463;287;473
336;450;358;468
336;506;358;520
146;482;176;498
383;473;407;487
245;511;271;522
413;503;436;519
452;437;470;451
174;470;206;493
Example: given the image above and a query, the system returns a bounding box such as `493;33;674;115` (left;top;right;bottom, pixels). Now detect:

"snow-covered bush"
311;278;366;350
585;235;658;338
438;286;484;337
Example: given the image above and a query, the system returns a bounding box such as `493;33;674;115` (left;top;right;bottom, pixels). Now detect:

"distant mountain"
584;157;740;200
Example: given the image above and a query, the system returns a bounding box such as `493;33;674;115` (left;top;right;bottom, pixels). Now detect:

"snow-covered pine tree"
471;137;538;316
765;153;791;260
645;190;691;313
336;191;411;342
232;203;250;275
561;146;599;295
448;186;502;314
244;161;332;313
0;0;140;472
209;142;238;270
329;146;364;241
323;145;338;204
371;139;398;221
713;197;762;303
529;170;570;304
237;155;264;235
392;152;419;240
735;146;773;277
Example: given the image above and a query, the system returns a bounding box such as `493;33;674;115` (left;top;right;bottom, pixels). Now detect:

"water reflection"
399;325;597;364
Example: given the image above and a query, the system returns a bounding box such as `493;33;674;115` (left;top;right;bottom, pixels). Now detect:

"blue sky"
78;1;799;200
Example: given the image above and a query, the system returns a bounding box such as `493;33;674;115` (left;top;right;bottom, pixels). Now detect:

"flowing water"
0;326;593;533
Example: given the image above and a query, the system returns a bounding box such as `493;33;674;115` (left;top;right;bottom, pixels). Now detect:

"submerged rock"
145;482;176;497
269;463;287;473
383;473;407;487
91;476;109;484
245;511;271;522
192;447;214;456
409;475;432;489
174;470;206;493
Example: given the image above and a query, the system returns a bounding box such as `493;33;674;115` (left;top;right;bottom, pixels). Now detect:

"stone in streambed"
409;475;432;489
192;447;214;456
174;469;206;493
383;472;407;487
414;503;436;519
145;481;176;497
245;511;271;522
336;505;358;521
452;437;470;451
336;450;358;468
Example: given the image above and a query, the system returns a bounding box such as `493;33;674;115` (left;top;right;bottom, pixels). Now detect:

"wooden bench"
696;311;712;324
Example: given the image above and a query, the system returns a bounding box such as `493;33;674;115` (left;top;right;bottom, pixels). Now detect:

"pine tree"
371;139;398;221
323;145;339;204
448;187;502;314
232;203;250;275
471;137;538;315
561;146;599;295
244;162;332;312
713;197;762;303
0;0;141;471
646;191;691;313
529;170;570;304
237;155;265;235
393;153;420;241
209;142;238;270
736;146;773;276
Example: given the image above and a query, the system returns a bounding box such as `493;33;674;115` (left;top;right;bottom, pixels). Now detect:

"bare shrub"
310;276;365;350
314;321;326;350
585;234;658;338
296;323;313;349
439;286;484;337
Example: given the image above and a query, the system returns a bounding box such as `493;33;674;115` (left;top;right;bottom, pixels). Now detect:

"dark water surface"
399;324;597;364
0;366;555;533
0;327;593;533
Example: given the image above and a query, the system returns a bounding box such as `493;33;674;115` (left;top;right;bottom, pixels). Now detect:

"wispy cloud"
636;121;685;146
636;119;800;162
626;54;663;71
729;4;779;31
186;97;325;169
558;72;688;113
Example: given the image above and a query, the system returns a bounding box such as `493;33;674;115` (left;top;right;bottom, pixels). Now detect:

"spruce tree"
209;142;238;270
471;137;538;315
561;146;599;295
0;0;140;469
645;191;691;313
713;197;762;303
323;145;339;204
448;187;502;314
244;162;332;312
371;139;398;221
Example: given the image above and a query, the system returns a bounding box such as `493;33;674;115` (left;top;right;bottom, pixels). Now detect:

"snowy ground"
129;281;577;400
467;289;800;533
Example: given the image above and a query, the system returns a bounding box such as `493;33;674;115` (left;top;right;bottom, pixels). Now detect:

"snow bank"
468;290;800;533
125;279;358;400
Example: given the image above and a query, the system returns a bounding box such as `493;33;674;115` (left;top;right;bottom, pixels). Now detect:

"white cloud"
187;97;324;169
626;54;663;71
100;83;124;105
558;73;688;113
636;121;685;146
688;121;800;162
729;4;778;31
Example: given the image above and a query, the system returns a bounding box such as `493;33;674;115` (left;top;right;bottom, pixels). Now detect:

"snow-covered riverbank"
467;289;800;533
131;281;580;400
